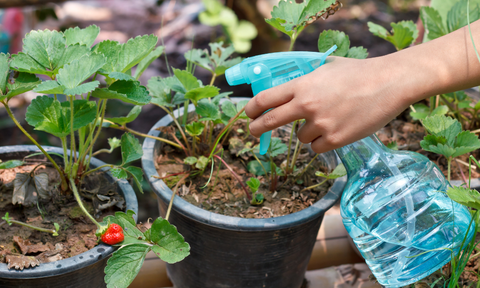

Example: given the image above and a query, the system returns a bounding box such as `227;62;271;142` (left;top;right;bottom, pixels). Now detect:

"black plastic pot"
0;145;138;288
141;98;347;288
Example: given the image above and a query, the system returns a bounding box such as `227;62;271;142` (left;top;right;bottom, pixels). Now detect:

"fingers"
296;121;323;144
310;134;343;154
248;103;303;137
244;83;295;119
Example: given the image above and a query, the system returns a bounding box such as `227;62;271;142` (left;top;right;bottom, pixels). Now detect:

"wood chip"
272;191;277;198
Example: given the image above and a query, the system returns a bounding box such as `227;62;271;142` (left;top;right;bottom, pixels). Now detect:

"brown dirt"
0;163;123;270
156;120;334;219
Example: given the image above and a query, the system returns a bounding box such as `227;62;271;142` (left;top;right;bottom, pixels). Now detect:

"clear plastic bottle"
337;135;474;287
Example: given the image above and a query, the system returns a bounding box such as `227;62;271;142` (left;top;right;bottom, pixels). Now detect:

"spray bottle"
225;48;474;287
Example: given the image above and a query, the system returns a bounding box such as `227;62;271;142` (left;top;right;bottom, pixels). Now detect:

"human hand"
244;56;412;153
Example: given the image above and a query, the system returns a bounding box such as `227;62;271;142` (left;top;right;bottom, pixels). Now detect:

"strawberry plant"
0;25;189;288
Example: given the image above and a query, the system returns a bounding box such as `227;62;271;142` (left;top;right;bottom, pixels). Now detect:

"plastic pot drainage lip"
0;145;138;280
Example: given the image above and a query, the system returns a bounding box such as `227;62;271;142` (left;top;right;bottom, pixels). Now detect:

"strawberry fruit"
101;223;124;245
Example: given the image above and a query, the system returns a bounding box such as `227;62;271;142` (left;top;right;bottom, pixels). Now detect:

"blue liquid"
336;135;474;287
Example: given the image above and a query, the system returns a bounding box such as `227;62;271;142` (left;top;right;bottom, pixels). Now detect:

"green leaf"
318;30;350;57
420;7;446;40
134;46;164;80
0;160;24;169
108;72;136;82
53;44;92;74
423;115;462;147
147;76;176;107
121;133;143;165
173;69;200;91
458;101;472;109
235;99;249;119
432;105;449;116
4;73;41;100
446;0;480;33
247;160;270;176
108;137;121;150
34;80;65;94
186;122;205;137
111;167;128;179
221;100;237;118
185;42;242;75
346;46;368;59
251;193;264;205
10;52;51;76
386;141;398;150
269;137;287;157
195;156;208;170
196;101;220;121
0;53;10;95
64;81;100;96
149;217;190;264
63;25;100;47
246;177;261;193
105;244;151;288
410;103;430;120
92;80;151;105
22;29;66;70
368;21;417;50
106;106;142;125
184;86;219;106
125;166;144;194
421;141;456;158
184;156;198;165
447;186;480;210
56;53;106;94
25;96;96;137
95;35;158;73
315;163;346;179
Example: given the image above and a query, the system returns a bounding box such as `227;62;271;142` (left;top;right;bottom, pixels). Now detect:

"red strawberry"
100;223;124;245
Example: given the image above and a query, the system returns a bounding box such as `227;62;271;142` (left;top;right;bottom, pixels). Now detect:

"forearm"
384;19;480;106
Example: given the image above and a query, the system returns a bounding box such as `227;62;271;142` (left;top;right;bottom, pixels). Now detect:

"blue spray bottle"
225;48;474;287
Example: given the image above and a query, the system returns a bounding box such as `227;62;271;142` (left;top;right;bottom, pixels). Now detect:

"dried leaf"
6;254;40;270
13;236;50;255
12;173;50;205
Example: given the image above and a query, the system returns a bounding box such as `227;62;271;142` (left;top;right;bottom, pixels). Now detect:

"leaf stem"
213;154;251;200
81;164;112;179
156;104;191;153
289;32;297;52
69;96;76;173
84;99;108;171
165;174;189;221
448;157;452;183
6;219;58;235
209;73;217;86
2;102;68;191
286;120;297;174
69;177;101;229
107;122;182;149
289;141;304;172
208;107;245;159
301;178;328;192
298;153;320;178
252;153;268;176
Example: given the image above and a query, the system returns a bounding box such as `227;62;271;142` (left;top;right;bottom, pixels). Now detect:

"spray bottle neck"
334;135;385;177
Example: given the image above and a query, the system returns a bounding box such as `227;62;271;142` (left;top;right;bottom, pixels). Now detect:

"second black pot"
142;99;346;288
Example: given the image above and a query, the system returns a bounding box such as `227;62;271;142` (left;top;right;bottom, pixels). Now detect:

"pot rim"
0;145;138;279
142;97;346;232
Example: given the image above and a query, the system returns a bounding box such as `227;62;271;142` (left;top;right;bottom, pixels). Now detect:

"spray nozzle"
225;45;337;154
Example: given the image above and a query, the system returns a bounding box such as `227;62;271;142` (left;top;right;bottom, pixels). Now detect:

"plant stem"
301;179;328;192
448;157;452;183
2;103;68;191
192;136;197;156
81;164;112;179
207;121;214;146
105;121;182;149
165;174;189;221
92;148;111;157
289;32;297;52
286;120;297;174
69;177;101;228
182;100;189;127
213;155;251;200
298;153;320;177
156;104;191;153
61;137;69;172
208;107;245;159
79;99;105;167
7;219;57;235
289;142;304;172
84;99;108;171
69;96;76;173
252;153;268;176
209;73;217;86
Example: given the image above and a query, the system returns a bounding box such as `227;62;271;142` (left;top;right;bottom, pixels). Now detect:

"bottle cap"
225;65;244;86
